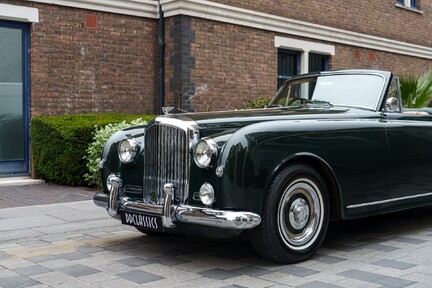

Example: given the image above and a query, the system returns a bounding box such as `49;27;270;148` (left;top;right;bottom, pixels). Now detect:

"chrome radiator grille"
143;121;192;205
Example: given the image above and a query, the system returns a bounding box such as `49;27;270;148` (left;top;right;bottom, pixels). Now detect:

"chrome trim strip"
175;205;261;230
346;192;432;209
121;198;163;214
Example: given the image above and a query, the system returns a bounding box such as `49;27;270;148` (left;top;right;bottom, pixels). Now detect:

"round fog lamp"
118;138;138;164
199;182;215;206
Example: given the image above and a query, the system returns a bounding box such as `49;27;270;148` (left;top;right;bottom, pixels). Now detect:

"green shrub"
31;113;155;186
241;97;273;109
400;70;432;108
83;118;148;188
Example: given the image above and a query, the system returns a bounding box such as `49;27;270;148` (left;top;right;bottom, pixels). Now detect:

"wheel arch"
272;153;342;221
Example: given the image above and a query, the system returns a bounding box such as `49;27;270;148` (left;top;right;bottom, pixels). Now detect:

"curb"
0;177;45;186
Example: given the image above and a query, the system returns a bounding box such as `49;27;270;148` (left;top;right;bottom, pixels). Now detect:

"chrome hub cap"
289;198;310;230
277;178;323;250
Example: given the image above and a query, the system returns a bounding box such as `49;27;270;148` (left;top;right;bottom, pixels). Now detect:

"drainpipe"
158;1;165;115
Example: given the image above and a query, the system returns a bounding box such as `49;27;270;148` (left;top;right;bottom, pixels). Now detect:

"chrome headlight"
193;138;218;168
118;138;139;164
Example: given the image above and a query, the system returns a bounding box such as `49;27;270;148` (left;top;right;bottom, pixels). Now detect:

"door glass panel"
0;27;24;161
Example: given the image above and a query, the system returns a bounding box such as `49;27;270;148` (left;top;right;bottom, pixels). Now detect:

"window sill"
395;3;423;14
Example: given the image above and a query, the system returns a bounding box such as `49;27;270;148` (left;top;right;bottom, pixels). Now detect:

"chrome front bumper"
93;175;261;230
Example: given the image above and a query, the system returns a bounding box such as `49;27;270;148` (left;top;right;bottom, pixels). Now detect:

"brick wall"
4;0;158;116
211;0;432;48
170;18;277;112
332;45;432;76
168;17;432;112
4;0;432;115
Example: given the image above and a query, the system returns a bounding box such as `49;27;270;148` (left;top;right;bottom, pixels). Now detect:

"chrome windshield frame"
270;72;388;112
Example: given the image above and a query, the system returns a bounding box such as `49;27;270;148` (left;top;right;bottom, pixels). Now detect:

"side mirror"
385;97;400;113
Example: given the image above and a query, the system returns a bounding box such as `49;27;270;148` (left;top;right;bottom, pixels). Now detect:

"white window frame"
0;4;39;23
275;36;335;74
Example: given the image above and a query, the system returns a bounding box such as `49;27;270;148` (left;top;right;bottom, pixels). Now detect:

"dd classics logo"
120;211;163;231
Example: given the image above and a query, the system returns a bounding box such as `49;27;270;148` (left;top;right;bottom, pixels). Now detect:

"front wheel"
249;163;329;263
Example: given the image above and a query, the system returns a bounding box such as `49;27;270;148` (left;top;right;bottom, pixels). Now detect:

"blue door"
0;20;30;176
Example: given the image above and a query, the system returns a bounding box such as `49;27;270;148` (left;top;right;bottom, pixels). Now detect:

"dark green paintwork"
101;70;432;228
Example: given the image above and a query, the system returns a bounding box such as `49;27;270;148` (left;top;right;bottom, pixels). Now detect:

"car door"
384;112;432;209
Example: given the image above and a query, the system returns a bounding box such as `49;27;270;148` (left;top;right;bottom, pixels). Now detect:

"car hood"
162;106;360;137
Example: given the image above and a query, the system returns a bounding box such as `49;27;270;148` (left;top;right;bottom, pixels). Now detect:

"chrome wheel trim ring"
277;178;324;251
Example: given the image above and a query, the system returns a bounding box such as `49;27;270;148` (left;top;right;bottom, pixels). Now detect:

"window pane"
0;27;24;161
309;53;329;73
278;50;299;88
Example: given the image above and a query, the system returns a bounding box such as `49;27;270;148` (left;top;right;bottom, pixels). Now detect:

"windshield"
269;74;385;110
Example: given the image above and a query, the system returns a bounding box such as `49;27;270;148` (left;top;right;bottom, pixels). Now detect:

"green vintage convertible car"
94;70;432;263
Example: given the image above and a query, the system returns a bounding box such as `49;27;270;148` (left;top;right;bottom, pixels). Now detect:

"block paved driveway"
1;184;432;287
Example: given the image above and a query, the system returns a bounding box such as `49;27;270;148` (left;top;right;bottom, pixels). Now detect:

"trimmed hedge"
241;96;273;109
31;113;155;186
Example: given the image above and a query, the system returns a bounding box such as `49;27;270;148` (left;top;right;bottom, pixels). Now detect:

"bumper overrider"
93;174;261;230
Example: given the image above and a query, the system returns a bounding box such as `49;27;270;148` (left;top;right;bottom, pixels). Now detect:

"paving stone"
26;254;59;264
0;215;67;232
176;276;226;288
389;236;427;245
363;243;399;252
0;184;95;209
372;259;416;270
276;265;319;277
224;275;276;288
75;271;117;284
98;263;135;274
93;278;139;287
116;270;164;284
297;281;343;288
152;254;191;266
19;240;51;248
199;268;240;280
13;265;53;276
117;256;157;267
0;275;41;288
0;228;45;242
57;264;100;277
0;258;34;269
31;271;88;287
311;254;346;264
231;265;273;277
33;219;115;234
58;251;93;261
338;269;416;287
76;244;106;254
0;269;19;279
39;259;74;269
219;284;248;288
